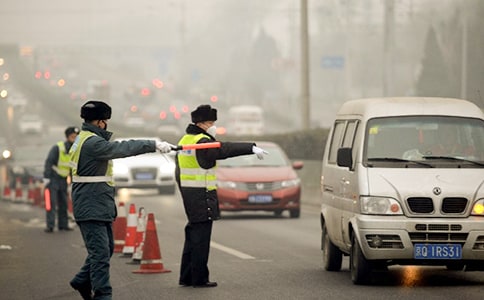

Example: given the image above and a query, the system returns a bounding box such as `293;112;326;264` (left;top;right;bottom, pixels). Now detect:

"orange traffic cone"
132;213;171;274
14;177;23;202
113;202;127;253
121;203;137;257
127;207;147;265
2;183;11;201
27;178;35;204
33;180;42;207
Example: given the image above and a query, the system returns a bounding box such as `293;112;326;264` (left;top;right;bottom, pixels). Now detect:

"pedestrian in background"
43;126;80;233
68;100;172;300
176;104;267;288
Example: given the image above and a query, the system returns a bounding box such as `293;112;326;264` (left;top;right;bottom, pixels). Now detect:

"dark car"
216;141;303;218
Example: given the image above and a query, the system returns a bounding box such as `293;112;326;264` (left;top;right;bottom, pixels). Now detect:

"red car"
216;141;303;218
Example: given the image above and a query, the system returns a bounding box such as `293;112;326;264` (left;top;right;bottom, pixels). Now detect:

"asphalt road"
1;189;484;300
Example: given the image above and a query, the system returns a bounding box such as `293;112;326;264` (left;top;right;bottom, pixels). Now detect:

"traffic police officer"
176;104;266;288
68;100;172;300
43;126;80;232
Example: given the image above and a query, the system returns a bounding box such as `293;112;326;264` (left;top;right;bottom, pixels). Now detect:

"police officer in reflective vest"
43;126;80;233
177;104;267;288
68;100;172;300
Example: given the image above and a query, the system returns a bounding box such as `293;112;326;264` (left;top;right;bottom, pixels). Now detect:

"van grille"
409;232;468;246
442;197;468;214
415;224;462;231
407;197;434;213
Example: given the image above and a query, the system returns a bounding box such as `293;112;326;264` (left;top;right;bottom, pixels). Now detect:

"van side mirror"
337;148;353;168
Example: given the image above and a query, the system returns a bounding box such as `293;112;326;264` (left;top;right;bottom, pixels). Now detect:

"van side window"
328;121;346;164
342;121;358;148
343;121;358;165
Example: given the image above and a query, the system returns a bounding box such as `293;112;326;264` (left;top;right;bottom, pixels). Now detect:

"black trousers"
179;220;213;285
45;184;68;230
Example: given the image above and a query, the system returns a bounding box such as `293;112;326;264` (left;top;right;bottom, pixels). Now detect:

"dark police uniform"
69;100;165;300
176;105;255;287
43;128;78;231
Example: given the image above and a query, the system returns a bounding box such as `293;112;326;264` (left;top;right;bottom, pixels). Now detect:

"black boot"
70;281;93;300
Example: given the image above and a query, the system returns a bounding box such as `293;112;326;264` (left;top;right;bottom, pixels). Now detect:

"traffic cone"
2;183;11;201
27;178;35;204
132;213;171;274
14;177;23;202
113;202;127;253
121;203;137;257
127;207;147;265
33;180;42;206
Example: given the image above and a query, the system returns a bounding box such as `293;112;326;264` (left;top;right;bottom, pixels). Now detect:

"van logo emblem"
256;183;264;190
433;187;442;195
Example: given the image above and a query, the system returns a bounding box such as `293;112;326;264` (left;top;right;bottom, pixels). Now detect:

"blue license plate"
248;195;273;203
414;244;462;259
135;173;154;180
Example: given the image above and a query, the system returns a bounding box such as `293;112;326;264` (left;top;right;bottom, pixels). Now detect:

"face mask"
99;120;107;130
206;125;217;137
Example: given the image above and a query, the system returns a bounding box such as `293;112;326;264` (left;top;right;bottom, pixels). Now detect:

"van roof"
337;97;483;120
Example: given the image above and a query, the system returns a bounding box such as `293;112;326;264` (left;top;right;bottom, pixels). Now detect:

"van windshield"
364;116;484;167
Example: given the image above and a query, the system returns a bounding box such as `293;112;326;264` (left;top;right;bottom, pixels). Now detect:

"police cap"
80;100;112;121
64;126;80;137
191;104;217;123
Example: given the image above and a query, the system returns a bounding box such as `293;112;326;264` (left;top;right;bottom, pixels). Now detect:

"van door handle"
340;178;350;185
323;185;334;192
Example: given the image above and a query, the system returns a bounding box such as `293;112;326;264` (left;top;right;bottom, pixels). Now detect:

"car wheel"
289;208;300;218
350;234;372;285
321;223;342;271
273;210;283;217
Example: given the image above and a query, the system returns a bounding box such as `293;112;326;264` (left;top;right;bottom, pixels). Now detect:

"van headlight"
471;199;484;216
360;196;403;215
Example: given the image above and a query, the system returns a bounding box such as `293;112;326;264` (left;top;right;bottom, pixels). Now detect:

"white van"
320;97;484;284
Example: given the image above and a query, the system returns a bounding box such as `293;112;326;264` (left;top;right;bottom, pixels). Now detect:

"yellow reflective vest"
52;141;71;178
178;133;217;191
69;130;114;186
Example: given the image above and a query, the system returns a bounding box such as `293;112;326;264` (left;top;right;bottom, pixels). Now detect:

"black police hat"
80;100;112;121
64;126;80;137
191;104;217;123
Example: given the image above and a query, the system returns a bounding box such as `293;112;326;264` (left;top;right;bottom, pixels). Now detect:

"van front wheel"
322;224;342;271
350;234;372;285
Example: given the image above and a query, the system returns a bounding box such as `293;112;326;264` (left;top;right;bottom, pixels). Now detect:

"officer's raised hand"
252;146;268;160
156;141;172;153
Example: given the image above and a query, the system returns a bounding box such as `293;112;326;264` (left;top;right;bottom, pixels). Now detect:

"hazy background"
0;0;483;133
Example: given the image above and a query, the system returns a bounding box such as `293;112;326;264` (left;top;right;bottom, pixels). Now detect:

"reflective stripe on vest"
52;141;71;178
69;130;114;186
72;175;113;183
177;133;217;190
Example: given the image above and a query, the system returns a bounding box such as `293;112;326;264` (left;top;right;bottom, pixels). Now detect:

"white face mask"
206;125;217;137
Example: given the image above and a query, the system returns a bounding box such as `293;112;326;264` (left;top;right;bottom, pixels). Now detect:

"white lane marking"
211;241;255;260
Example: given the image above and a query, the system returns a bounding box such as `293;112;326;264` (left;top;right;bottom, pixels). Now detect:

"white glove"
42;178;50;186
156;141;173;153
252;146;268;160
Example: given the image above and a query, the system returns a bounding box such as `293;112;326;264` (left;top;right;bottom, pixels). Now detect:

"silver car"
113;138;176;194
